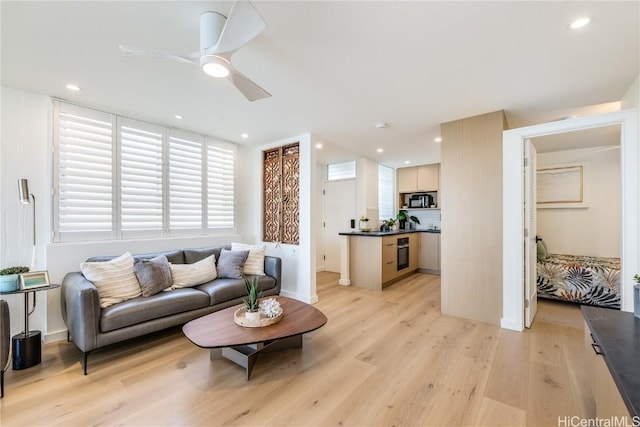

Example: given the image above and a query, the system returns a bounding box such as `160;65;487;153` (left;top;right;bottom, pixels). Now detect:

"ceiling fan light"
202;61;230;78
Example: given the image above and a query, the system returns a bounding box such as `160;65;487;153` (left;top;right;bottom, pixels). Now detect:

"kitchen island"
338;229;440;290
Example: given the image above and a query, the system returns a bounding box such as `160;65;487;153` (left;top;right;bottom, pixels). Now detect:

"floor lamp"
14;178;41;370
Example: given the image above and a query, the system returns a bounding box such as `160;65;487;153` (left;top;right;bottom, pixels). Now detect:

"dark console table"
0;284;60;370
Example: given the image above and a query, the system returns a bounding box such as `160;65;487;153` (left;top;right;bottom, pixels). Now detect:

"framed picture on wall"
19;271;50;290
537;165;583;204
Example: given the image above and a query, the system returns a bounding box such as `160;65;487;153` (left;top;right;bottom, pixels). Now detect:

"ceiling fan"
119;0;270;102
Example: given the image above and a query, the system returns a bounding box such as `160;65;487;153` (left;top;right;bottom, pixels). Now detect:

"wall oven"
397;237;409;270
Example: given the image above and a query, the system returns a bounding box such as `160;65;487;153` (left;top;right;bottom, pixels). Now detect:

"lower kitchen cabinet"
345;232;419;290
419;232;440;274
584;321;631;419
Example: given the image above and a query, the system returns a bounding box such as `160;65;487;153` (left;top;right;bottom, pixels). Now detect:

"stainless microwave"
409;197;424;208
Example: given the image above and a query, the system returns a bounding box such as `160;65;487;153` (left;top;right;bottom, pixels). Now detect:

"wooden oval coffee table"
182;296;327;379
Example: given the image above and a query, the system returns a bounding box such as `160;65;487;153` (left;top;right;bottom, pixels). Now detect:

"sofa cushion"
197;275;276;305
134;255;173;297
81;252;142;308
100;288;210;332
216;249;249;279
231;242;266;276
87;249;184;264
169;254;217;289
184;247;223;264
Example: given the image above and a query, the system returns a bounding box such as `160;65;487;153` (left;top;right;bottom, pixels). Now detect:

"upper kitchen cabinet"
397;163;440;193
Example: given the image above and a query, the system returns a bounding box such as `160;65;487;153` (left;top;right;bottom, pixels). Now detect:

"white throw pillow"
81;252;142;308
169;254;217;289
231;242;266;276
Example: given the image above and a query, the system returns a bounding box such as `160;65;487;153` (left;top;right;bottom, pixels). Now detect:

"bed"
536;253;621;309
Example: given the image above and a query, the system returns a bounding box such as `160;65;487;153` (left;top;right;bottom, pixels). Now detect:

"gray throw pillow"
216;249;250;279
537;239;548;262
134;255;173;297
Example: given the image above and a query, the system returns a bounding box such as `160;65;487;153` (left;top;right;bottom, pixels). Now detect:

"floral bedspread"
536;253;620;309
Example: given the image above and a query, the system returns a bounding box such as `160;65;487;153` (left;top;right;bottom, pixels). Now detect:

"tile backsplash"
405;209;441;230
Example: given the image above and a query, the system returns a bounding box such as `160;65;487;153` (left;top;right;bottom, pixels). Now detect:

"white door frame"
501;109;638;331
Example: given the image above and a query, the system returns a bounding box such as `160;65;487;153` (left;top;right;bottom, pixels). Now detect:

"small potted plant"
0;266;29;292
359;215;370;231
243;275;262;322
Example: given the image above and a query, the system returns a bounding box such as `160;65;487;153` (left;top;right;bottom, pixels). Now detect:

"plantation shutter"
169;130;203;232
327;160;356;181
119;118;164;237
54;102;114;241
207;140;235;229
378;164;395;220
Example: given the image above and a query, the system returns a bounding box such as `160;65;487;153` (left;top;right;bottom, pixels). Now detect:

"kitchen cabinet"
419;232;440;274
343;232;419;290
397;164;440;193
417;164;439;192
584;321;630;418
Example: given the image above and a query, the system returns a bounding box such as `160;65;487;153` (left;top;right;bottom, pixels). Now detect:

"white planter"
245;309;261;322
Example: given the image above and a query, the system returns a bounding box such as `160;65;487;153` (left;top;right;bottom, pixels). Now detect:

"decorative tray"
233;308;283;328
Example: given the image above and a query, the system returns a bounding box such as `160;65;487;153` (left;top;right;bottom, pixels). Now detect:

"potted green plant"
0;266;29;292
243;275;262;322
633;274;640;318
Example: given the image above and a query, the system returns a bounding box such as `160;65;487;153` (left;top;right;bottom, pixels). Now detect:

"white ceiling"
2;1;638;168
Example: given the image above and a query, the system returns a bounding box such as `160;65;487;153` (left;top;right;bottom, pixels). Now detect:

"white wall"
238;134;318;304
621;75;639;109
536;147;620;258
1;87;52;338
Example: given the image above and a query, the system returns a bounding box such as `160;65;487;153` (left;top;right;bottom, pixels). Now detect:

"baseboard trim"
44;329;68;344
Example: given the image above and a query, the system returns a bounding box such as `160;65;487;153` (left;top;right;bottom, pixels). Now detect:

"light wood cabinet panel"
419;233;440;272
398;164;440;193
416;164;439;192
397;167;418;193
381;237;397;283
440;110;507;325
348;233;419;290
584;322;630;418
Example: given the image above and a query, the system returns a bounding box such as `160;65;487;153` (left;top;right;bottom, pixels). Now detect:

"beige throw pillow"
231;243;266;276
169;254;217;289
81;252;142;308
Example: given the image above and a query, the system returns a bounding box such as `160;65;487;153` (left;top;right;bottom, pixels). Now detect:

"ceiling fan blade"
119;45;198;65
210;1;266;55
227;65;271;102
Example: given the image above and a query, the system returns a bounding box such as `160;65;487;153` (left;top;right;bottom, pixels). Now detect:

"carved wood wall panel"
262;143;299;244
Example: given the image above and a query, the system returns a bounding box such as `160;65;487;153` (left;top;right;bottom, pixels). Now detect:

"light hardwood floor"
1;272;594;426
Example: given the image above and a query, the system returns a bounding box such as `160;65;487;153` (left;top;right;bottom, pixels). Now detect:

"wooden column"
440;110;507;325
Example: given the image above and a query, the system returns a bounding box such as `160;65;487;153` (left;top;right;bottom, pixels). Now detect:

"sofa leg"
83;352;89;375
67;331;70;342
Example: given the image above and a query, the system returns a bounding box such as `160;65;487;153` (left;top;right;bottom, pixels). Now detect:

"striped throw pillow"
81;252;142;308
169;254;217;289
231;243;266;276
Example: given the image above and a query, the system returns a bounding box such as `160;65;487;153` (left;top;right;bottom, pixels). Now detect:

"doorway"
322;179;356;273
502;109;638;331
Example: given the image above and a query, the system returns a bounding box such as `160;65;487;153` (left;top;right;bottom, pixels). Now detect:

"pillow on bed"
537;238;548;262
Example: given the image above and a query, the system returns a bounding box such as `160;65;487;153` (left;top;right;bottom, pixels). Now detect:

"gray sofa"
61;245;281;374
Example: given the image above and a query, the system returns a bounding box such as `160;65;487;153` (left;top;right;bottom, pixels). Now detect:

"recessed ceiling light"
404;160;410;165
315;143;323;149
66;84;81;91
374;122;388;129
174;115;183;120
377;148;384;153
241;133;249;139
434;137;442;143
569;17;590;30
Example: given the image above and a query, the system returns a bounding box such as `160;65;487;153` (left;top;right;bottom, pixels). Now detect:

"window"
327;160;356;181
378;164;395;220
53;101;235;242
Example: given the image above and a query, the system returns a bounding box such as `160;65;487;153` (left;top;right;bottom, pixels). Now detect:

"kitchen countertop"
581;305;640;417
339;229;441;236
